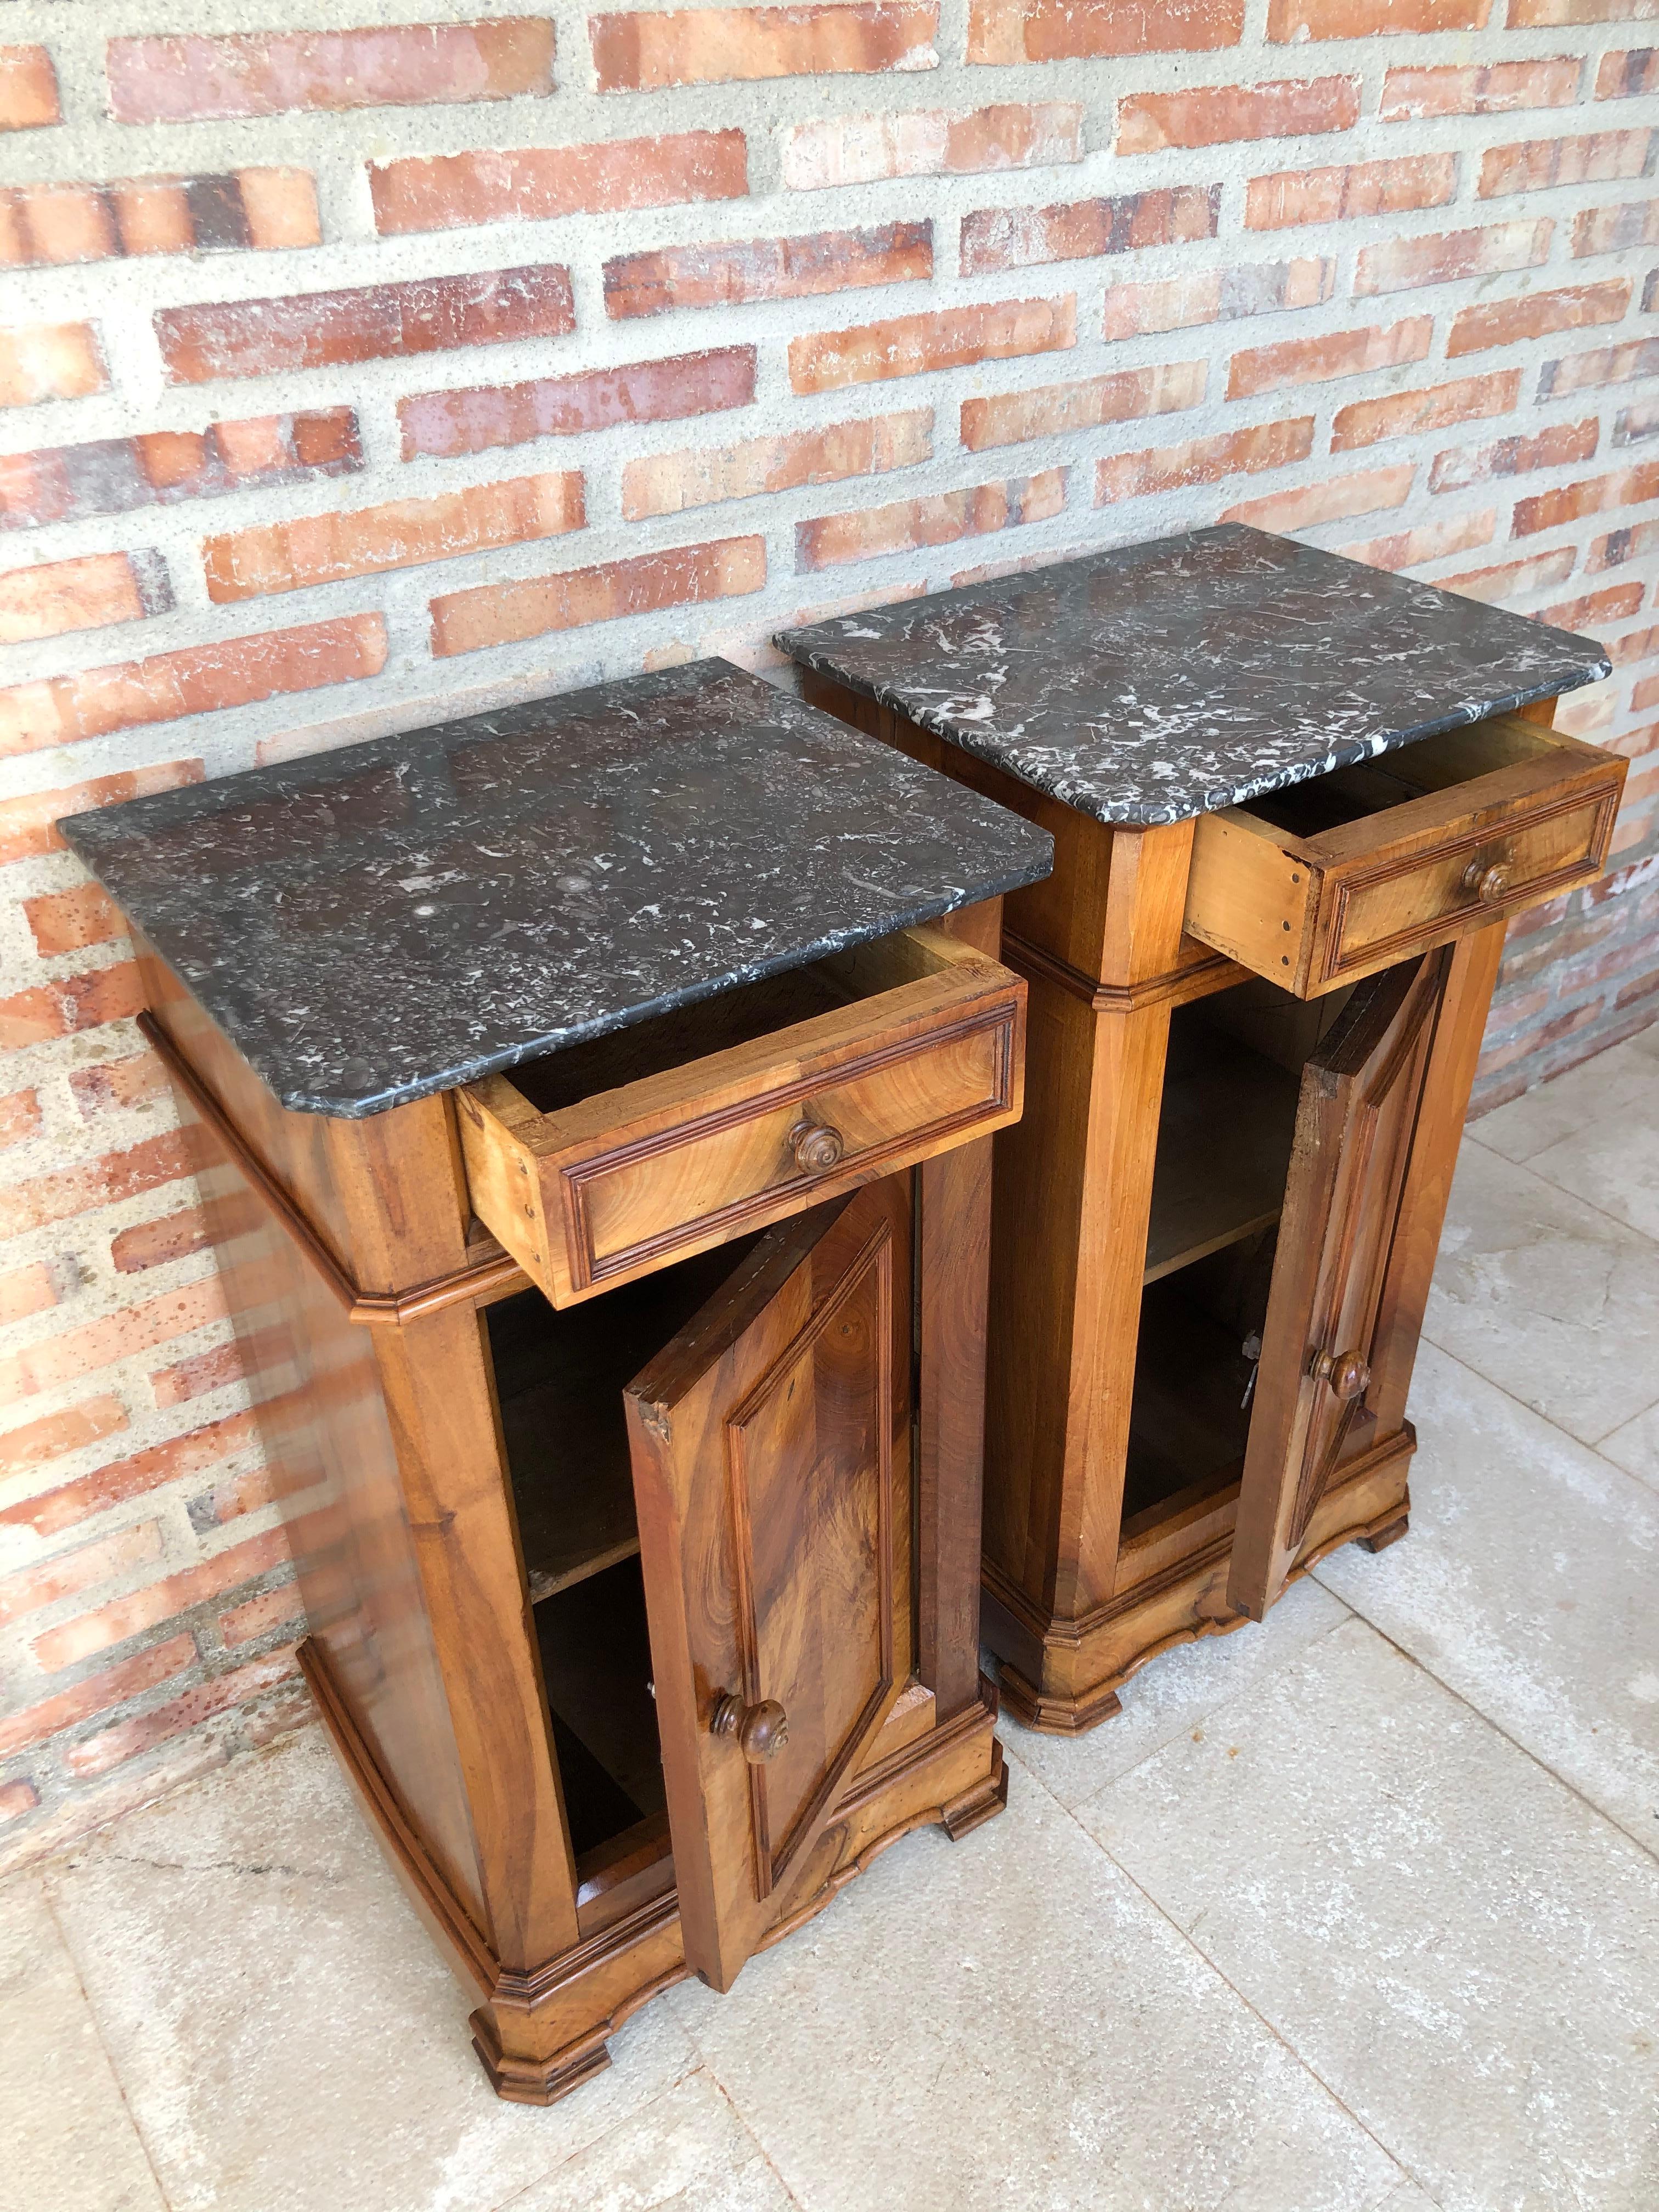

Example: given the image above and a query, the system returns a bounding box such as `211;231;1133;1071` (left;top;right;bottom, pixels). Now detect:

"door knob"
1461;857;1511;904
710;1694;789;1763
1311;1347;1370;1401
789;1120;844;1173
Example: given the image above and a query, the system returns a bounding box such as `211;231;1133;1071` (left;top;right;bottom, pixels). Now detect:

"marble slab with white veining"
776;524;1611;827
61;659;1053;1119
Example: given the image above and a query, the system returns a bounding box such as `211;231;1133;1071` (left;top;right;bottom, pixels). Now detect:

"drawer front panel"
567;1006;1015;1288
1324;788;1617;985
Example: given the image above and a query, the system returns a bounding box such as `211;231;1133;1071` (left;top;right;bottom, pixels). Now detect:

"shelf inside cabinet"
487;1235;760;1603
535;1556;666;1859
1143;1039;1300;1286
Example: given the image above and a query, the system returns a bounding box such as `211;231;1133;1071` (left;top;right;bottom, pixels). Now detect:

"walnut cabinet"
800;674;1628;1733
133;905;1026;2098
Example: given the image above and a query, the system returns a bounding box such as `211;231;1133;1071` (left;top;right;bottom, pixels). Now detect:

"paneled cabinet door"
1228;951;1450;1622
623;1177;913;1993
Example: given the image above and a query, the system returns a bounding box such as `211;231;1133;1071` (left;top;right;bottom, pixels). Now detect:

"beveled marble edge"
264;853;1053;1118
775;645;1610;829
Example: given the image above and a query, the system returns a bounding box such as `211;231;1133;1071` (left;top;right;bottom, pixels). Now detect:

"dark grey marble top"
63;659;1052;1118
776;524;1611;827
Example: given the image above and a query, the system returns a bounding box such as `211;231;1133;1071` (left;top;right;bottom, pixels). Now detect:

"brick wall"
1;0;1655;1868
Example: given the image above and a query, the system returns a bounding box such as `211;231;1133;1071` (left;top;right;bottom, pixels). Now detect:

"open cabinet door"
1228;951;1449;1622
623;1178;912;1993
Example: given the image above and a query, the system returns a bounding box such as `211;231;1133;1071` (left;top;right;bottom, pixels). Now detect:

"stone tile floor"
5;1021;1658;2212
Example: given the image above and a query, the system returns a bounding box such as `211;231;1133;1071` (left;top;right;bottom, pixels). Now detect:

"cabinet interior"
1124;977;1352;1533
1235;715;1550;840
486;1234;761;1865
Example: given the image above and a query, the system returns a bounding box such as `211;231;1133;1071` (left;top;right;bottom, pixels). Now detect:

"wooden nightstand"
64;661;1053;2098
780;525;1625;1733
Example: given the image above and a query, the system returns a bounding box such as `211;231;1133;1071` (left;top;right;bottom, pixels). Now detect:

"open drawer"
457;924;1025;1306
1183;714;1627;998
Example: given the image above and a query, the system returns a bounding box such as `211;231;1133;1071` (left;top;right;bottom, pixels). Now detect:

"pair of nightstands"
69;526;1621;2101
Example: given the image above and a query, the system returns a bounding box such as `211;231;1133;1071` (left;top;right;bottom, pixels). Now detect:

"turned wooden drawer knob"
710;1694;789;1763
1311;1347;1370;1401
789;1120;844;1174
1462;858;1511;905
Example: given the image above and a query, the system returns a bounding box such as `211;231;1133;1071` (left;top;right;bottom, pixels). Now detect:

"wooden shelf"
1143;1040;1299;1286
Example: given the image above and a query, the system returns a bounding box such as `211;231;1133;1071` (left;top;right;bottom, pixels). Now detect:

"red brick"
1227;315;1431;399
1608;623;1659;665
789;296;1075;391
0;321;106;407
32;1528;290;1671
0;614;387;758
0;761;204;867
68;1053;170;1121
1356;220;1552;295
203;473;584;603
0;1397;127;1481
1480;131;1651;199
65;1649;296;1778
1268;0;1489;31
219;1585;305;1649
0;170;320;268
0;1523;163;1627
1117;76;1357;153
963;360;1204;450
0;552;171;646
0;1414;258;1540
1331;369;1522;451
1245;154;1454;231
968;0;1244;65
0;1280;228;1403
605;219;930;318
1513;461;1659;538
0;1781;39;1823
0;44;59;131
797;467;1065;569
1633;672;1659;713
1573;201;1659;258
156;266;573;385
623;409;932;518
1540;583;1646;631
151;1342;246;1410
21;883;123;957
1338;511;1497;573
1430;418;1599;494
0;1130;195;1242
1222;467;1415;534
108;22;554;123
780;102;1081;188
0;1090;41;1150
0;1635;197;1762
1380;58;1581;116
1440;548;1577;603
1109;262;1333;343
0;963;145;1051
1596;49;1659;98
0;411;361;530
1541;337;1659;398
1095;417;1314;504
431;536;766;657
1589;517;1659;572
961;183;1217;274
1616;398;1659;447
1513;0;1659;20
592;2;937;88
0;1261;58;1326
111;1206;213;1276
399;346;755;461
1447;279;1630;357
372;130;746;238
